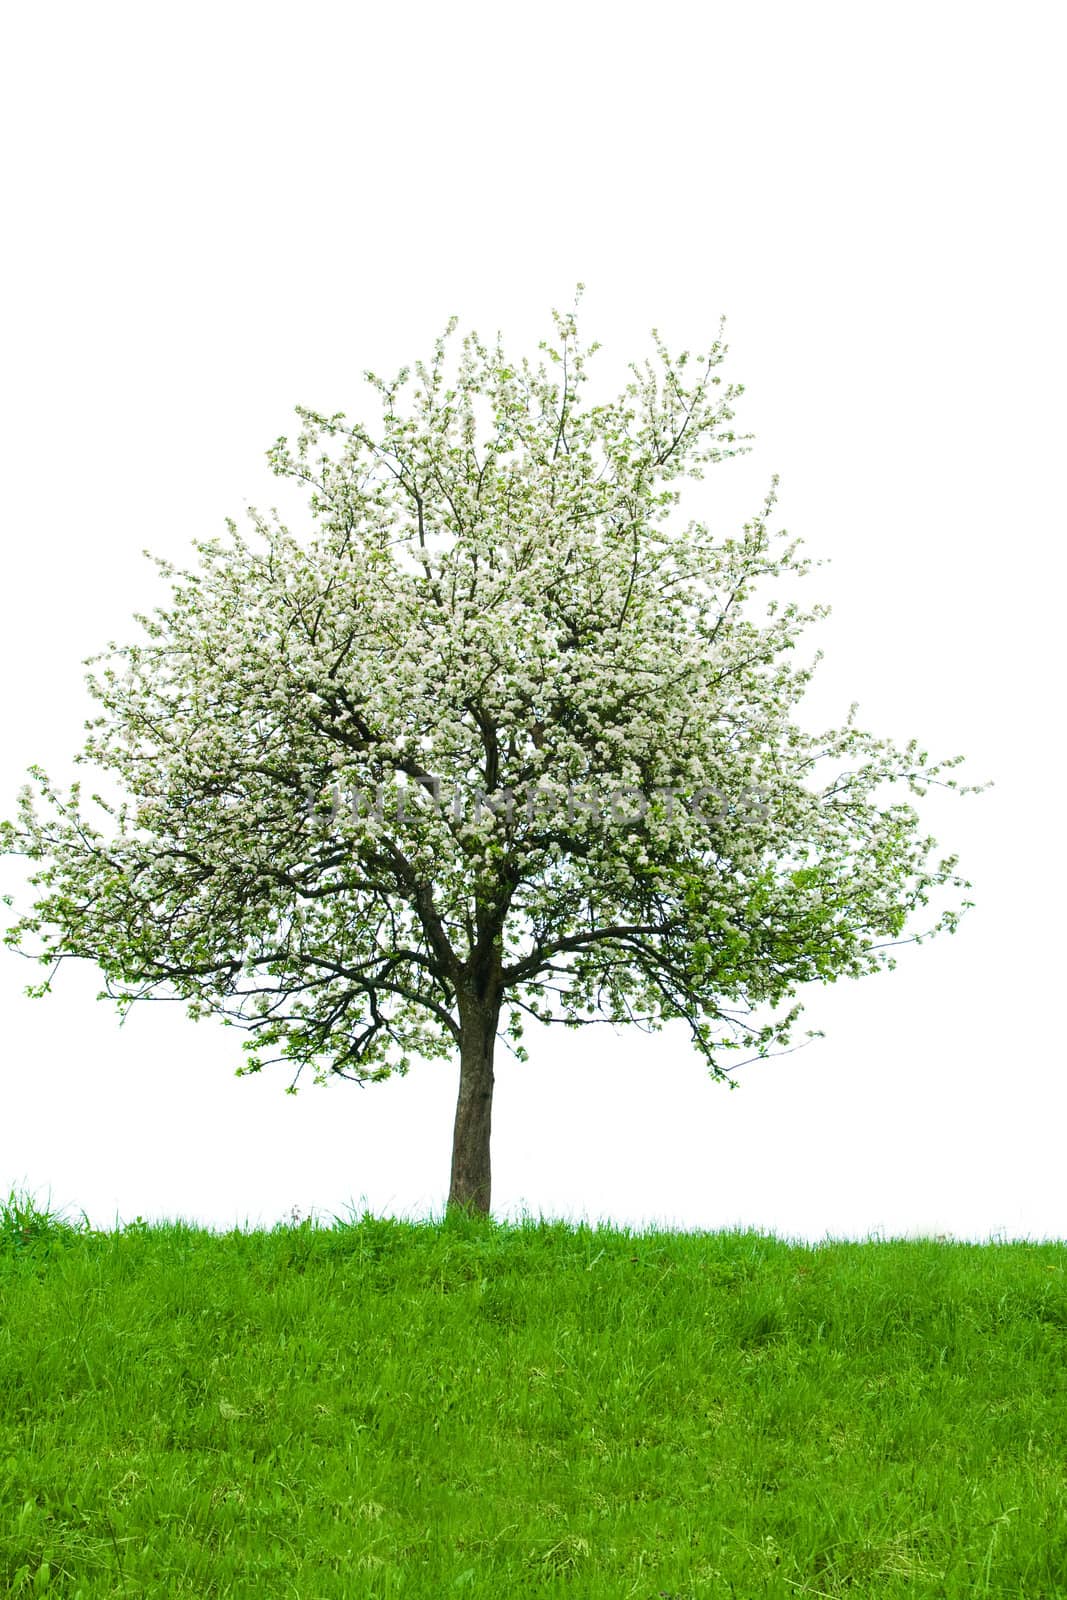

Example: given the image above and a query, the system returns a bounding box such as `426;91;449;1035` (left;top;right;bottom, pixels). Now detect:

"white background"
1;3;1063;1243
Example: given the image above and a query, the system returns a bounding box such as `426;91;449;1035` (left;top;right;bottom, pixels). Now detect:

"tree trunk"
447;989;501;1217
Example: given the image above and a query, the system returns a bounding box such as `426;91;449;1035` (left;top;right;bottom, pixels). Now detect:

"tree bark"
447;988;501;1216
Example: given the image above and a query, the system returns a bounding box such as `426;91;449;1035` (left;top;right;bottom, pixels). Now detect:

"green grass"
1;1189;1065;1598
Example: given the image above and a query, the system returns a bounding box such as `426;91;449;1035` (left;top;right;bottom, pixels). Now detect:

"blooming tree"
1;290;979;1214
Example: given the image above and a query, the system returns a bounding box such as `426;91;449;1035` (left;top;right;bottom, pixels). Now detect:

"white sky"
1;3;1063;1244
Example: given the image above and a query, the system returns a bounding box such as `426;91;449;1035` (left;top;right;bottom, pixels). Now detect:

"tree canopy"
1;289;980;1213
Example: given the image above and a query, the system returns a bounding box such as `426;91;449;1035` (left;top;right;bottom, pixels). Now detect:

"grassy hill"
1;1190;1064;1597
